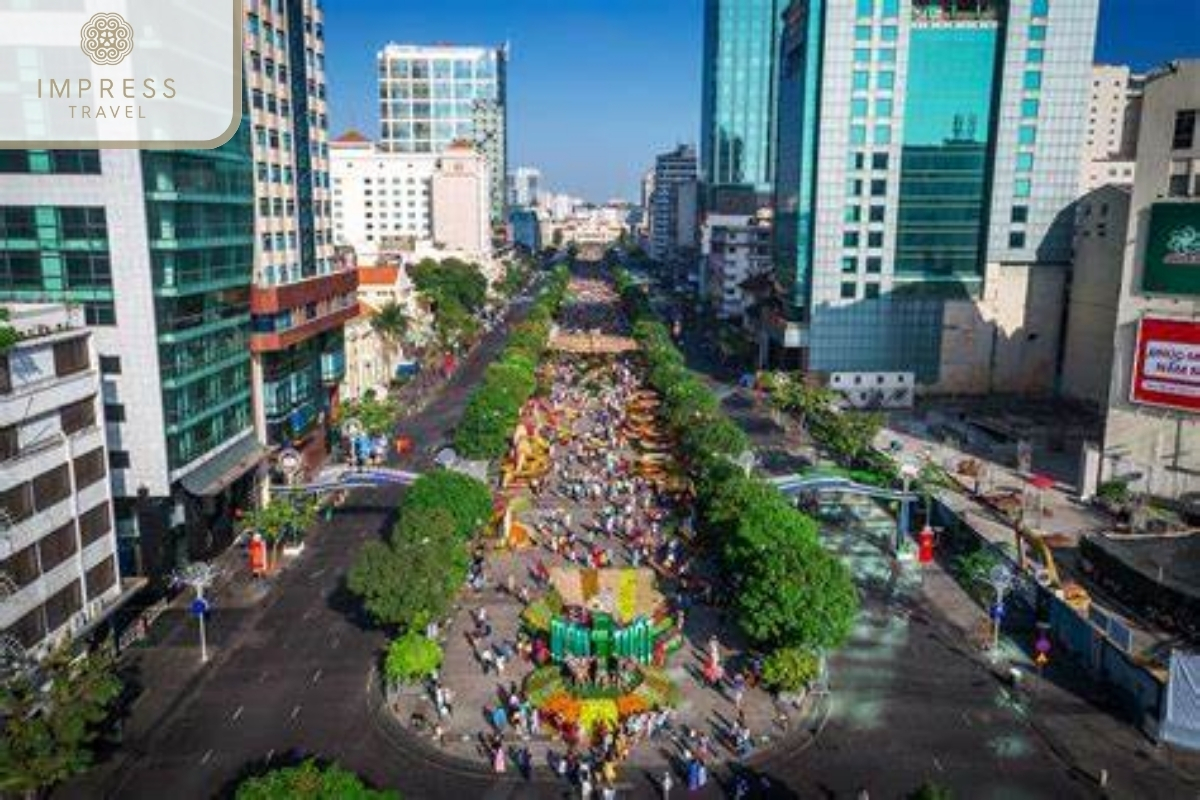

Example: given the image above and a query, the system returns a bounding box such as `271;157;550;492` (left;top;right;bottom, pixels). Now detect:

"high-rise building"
1079;64;1143;193
649;145;700;270
331;134;439;262
701;0;789;197
0;304;129;656
701;210;774;321
770;0;1097;391
245;0;357;473
0;141;261;581
377;44;508;223
508;166;542;208
431;143;492;259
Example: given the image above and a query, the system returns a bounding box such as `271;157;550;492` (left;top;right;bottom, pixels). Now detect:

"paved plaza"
393;276;807;786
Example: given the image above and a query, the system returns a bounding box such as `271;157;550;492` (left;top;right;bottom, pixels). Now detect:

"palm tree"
370;301;409;376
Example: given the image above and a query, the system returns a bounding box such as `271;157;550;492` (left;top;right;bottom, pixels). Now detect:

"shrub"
236;759;397;800
762;647;821;693
384;632;443;685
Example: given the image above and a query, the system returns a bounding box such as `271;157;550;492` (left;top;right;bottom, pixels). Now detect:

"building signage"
1142;203;1200;296
0;1;240;148
1131;317;1200;413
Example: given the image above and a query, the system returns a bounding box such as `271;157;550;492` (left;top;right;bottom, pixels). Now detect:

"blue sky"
325;0;1199;203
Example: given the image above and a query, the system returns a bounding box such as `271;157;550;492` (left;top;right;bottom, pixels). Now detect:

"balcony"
251;270;358;353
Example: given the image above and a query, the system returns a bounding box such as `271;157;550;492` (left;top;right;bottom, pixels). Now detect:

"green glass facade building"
701;0;789;195
770;0;1098;386
0;135;260;581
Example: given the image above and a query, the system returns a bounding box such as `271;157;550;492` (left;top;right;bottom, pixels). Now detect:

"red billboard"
1131;317;1200;413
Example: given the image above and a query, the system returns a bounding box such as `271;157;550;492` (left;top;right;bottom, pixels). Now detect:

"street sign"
190;597;210;617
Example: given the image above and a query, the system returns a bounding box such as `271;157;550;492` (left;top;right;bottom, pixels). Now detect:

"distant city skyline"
325;0;1199;202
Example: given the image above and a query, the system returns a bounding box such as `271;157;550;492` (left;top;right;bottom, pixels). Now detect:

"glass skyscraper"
701;0;789;195
772;0;1097;385
377;44;508;222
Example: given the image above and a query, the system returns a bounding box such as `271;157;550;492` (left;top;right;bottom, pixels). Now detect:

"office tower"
508;167;542;208
431;143;492;259
0;304;126;655
1079;64;1143;192
701;0;789;198
377;44;508;223
649;145;700;270
331;134;439;263
771;0;1097;391
245;0;356;469
0;141;259;580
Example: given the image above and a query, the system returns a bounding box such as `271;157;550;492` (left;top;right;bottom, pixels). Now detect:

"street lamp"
987;564;1014;661
173;561;219;664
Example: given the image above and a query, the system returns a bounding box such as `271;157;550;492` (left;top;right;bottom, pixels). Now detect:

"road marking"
200;749;213;765
311;668;322;684
309;568;326;579
231;705;243;721
290;705;302;721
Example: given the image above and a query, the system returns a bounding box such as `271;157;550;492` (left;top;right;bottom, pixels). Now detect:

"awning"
179;435;266;497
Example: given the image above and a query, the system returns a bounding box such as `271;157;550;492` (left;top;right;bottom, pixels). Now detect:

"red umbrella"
1028;474;1055;491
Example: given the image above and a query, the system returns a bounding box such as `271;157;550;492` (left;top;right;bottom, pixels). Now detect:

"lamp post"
987;564;1014;661
173;561;218;664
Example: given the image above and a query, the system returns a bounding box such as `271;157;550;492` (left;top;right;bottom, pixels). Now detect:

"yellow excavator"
1013;522;1090;613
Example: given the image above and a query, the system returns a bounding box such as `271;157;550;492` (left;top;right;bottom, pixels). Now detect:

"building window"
874;125;892;145
854;48;871;64
60;398;96;435
842;257;858;274
1014;179;1032;198
866;256;883;274
840;282;858;300
856;0;873;18
869;205;886;222
864;283;881;300
108;450;131;469
845;206;862;223
1172;109;1196;150
1011;205;1029;223
1016;153;1035;171
877;71;895;90
1029;25;1047;41
1022;99;1040;118
843;231;860;248
851;98;869;118
79;501;112;548
1168;174;1190;197
1023;71;1043;91
867;231;884;248
53;338;89;377
73;447;107;489
870;179;887;196
1018;125;1037;145
1009;231;1027;248
855;25;872;42
1027;48;1044;63
38;522;77;572
99;355;121;374
1032;0;1050;16
104;403;125;423
875;99;893;117
853;70;870;91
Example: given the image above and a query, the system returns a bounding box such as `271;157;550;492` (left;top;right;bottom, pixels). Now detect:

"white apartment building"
1;305;124;656
702;211;773;320
1080;64;1143;193
431;143;492;259
508;167;542;208
331;135;438;263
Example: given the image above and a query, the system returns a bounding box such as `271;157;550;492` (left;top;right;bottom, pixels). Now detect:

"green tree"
0;308;18;353
384;632;443;685
236;759;398;800
239;497;318;570
735;538;858;651
348;506;467;631
369;301;410;367
399;470;492;540
340;395;400;437
0;646;121;797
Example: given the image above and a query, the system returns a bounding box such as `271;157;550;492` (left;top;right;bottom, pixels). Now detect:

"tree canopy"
236;759;398;800
384;633;443;685
0;646;121;796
